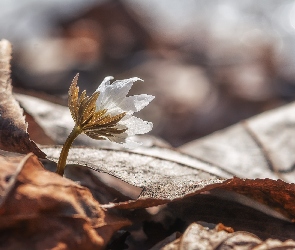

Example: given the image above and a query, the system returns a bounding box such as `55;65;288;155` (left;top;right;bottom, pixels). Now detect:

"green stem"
56;126;82;176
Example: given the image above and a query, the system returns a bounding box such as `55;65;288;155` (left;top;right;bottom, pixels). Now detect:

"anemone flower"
56;74;154;176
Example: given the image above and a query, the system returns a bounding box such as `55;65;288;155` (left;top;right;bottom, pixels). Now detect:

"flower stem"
56;126;82;176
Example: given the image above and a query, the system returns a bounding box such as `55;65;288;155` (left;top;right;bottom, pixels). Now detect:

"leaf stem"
56;126;81;176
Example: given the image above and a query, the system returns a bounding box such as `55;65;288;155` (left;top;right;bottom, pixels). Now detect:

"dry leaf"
0;151;130;250
221;177;295;222
180;102;295;182
42;146;295;223
160;222;295;250
15;93;75;145
166;194;295;241
0;40;45;158
253;239;295;250
43;146;228;205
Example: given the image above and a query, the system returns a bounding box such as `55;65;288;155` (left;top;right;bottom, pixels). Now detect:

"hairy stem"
56;126;81;176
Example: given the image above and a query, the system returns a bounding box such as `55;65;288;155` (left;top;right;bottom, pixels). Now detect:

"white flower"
68;74;154;149
57;74;154;176
95;76;154;148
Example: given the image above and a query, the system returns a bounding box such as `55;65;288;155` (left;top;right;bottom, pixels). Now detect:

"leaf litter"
2;38;295;248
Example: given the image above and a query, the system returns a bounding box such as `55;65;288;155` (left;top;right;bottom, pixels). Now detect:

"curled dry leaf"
221;177;295;222
0;39;45;158
160;223;295;250
0;151;130;250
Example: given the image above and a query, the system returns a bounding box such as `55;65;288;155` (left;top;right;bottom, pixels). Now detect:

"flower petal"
120;94;155;114
120;116;153;136
95;76;113;108
108;132;128;143
96;77;142;112
109;133;141;149
101;76;114;88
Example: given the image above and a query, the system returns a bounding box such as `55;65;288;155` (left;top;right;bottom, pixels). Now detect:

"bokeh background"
2;0;295;146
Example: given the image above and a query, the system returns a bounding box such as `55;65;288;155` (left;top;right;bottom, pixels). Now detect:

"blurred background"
1;0;295;146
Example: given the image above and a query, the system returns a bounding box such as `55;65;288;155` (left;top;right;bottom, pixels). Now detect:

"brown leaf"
221;177;295;222
167;194;295;241
0;40;45;158
25;111;55;144
0;152;130;249
160;222;295;250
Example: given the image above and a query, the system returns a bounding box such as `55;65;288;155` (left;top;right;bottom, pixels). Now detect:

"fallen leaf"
162;223;261;250
42;146;295;223
221;177;295;222
43;146;228;205
166;192;295;241
25;111;55;145
14;93;75;146
0;152;130;250
253;239;295;250
180;102;295;182
160;222;295;250
0;39;45;158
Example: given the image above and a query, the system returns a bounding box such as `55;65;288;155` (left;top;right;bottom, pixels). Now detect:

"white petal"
101;76;114;88
108;132;128;143
96;76;113;93
96;77;142;112
109;133;141;149
120;116;153;136
120;94;155;114
95;76;113;110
